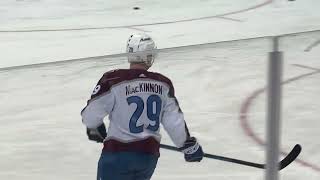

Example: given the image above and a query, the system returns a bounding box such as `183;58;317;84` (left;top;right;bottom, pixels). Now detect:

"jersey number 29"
127;95;162;133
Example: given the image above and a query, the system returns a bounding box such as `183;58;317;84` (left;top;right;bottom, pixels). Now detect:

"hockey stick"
160;144;301;170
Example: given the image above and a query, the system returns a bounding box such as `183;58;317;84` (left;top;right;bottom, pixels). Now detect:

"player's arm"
161;90;203;162
81;74;115;142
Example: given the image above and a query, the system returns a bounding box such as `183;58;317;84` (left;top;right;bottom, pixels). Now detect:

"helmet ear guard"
126;34;157;67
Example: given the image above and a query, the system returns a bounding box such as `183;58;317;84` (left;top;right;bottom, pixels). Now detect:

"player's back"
85;69;175;155
84;34;203;180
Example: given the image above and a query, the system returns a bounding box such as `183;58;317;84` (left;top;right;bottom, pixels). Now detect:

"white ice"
0;0;319;180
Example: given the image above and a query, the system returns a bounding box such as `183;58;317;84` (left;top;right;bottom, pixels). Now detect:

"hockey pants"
97;151;158;180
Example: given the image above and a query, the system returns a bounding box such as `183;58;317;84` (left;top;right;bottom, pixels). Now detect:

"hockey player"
81;33;204;180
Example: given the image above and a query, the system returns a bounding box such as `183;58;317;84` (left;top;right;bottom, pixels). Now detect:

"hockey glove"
86;123;107;143
180;137;204;162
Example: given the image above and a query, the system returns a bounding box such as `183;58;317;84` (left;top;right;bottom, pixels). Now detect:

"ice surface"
0;0;319;180
1;0;320;68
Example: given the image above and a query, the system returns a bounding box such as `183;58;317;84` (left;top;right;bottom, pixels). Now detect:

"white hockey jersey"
81;69;190;156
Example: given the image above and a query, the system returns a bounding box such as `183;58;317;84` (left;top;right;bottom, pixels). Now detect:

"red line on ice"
239;69;320;172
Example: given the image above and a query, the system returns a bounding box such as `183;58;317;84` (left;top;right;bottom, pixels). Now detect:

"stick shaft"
160;143;301;170
160;144;263;169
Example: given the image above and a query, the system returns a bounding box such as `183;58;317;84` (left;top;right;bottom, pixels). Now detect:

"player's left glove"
86;123;107;143
180;137;204;162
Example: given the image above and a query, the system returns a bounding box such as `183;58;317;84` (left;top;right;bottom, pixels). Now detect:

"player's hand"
86;123;107;143
180;137;204;162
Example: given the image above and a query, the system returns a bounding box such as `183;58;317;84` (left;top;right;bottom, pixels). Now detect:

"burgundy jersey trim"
103;137;160;156
91;69;175;99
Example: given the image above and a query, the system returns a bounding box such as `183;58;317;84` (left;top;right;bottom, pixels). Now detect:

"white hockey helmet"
126;33;157;67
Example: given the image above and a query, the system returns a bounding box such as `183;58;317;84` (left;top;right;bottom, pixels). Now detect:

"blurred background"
0;0;319;179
